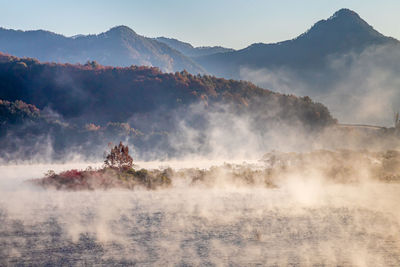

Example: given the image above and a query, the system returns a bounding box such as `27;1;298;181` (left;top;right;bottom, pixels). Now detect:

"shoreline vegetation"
29;143;400;191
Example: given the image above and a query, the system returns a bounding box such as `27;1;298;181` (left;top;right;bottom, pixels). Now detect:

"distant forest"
0;53;336;161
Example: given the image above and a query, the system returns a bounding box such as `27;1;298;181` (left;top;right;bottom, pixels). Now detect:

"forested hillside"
0;53;336;161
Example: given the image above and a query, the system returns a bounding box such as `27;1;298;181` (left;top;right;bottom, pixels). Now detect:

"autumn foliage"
0;52;335;128
104;142;133;170
0;54;338;161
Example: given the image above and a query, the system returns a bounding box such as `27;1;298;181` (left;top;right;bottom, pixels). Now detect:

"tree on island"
104;142;133;170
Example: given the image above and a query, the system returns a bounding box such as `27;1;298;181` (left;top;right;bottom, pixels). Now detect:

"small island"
31;142;173;190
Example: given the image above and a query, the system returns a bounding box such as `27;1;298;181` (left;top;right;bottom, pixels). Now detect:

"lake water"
1;163;400;266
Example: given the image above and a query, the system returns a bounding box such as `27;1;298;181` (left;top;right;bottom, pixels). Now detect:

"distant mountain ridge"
1;8;398;126
0;8;395;78
195;8;399;78
155;37;235;57
0;25;205;73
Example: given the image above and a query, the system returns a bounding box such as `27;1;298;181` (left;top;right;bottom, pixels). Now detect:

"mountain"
155;37;235;57
0;25;204;73
193;9;400;125
0;52;334;127
0;53;336;161
195;9;398;78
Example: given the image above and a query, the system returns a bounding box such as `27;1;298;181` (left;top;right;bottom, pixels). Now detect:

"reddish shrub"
58;169;82;179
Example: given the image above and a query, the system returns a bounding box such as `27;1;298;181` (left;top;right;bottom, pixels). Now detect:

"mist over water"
1;161;400;266
1;89;400;266
2;5;400;266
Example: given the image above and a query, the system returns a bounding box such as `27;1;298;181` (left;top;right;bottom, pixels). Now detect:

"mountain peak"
297;8;385;42
329;8;361;20
323;8;369;28
107;25;137;36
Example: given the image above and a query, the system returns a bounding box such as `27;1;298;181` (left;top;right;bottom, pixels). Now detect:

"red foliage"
58;169;82;179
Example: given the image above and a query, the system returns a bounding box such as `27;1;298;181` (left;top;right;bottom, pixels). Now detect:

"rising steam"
1;148;400;265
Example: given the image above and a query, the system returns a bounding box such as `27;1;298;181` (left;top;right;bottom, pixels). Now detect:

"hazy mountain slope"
0;99;146;162
196;9;398;78
155;37;234;57
0;26;204;73
0;53;334;128
0;53;336;160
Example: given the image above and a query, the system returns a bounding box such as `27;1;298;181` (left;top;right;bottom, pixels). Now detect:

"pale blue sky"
0;0;399;49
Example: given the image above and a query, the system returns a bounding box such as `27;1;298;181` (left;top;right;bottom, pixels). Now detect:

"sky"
0;0;399;49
